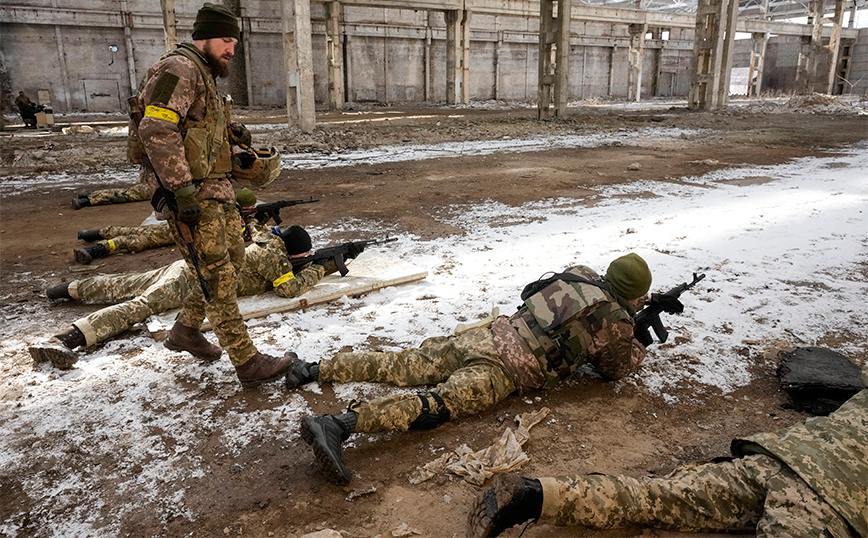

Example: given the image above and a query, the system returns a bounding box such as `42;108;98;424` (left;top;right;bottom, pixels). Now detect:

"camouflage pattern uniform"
67;224;328;348
131;43;253;366
96;222;174;254
319;265;645;434
86;179;151;206
537;390;868;538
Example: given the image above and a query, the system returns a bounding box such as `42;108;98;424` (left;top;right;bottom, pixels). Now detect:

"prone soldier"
470;372;868;538
287;253;659;484
30;224;343;370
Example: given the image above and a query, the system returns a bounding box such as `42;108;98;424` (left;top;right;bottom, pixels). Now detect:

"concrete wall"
848;28;868;94
4;0;816;113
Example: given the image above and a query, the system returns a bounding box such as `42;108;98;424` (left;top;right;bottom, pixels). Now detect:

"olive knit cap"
235;187;257;208
192;3;240;41
281;225;312;256
605;253;652;300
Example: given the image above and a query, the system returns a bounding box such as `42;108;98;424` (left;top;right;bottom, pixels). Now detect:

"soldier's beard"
203;43;232;78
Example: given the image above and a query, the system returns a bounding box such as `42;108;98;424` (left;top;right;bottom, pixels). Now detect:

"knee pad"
409;392;451;430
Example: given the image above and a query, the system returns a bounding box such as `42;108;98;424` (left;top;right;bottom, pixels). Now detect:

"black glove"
346;242;365;259
229;123;252;148
649;293;684;314
173;185;201;225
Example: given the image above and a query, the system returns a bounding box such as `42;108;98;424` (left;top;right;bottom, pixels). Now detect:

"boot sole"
28;344;78;370
73;249;93;264
468;474;526;538
300;417;352;485
164;338;222;362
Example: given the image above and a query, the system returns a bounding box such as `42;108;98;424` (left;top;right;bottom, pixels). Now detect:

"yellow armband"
144;105;181;125
273;271;295;288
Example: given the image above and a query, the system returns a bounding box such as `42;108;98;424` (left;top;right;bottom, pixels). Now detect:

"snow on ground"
1;139;867;536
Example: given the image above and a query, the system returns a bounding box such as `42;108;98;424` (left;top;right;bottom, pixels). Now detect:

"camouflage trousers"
69;261;190;347
98;222;173;253
539;454;854;538
169;200;256;366
87;180;151;206
320;327;516;433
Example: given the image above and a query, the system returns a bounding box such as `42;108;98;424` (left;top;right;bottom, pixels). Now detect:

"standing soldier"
128;2;294;387
288;253;658;484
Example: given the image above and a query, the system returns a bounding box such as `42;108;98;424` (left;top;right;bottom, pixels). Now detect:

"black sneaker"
300;415;352;484
468;474;543;537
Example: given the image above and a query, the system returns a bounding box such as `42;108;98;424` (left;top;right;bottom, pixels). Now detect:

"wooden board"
147;251;427;341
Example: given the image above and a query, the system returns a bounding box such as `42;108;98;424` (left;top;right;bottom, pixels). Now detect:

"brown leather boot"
235;351;297;388
164;321;223;361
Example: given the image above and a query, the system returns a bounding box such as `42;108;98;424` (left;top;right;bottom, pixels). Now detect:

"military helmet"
231;146;281;188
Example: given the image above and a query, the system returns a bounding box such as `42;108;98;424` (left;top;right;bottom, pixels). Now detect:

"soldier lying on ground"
71;180;152;210
287;253;659;485
469;369;868;538
72;188;258;264
29;224;344;371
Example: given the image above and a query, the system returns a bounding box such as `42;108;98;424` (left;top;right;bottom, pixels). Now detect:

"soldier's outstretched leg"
28;326;86;369
300;412;357;485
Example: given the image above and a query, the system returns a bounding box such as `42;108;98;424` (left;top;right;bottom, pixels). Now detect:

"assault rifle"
634;272;705;347
255;197;319;225
290;237;398;276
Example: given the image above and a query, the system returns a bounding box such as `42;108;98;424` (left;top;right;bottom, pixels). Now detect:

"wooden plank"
147;252;428;340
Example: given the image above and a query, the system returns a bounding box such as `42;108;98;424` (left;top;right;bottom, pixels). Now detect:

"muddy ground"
1;103;867;538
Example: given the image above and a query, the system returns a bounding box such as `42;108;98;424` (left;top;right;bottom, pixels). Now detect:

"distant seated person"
29;224;344;370
15;91;42;128
469;369;868;538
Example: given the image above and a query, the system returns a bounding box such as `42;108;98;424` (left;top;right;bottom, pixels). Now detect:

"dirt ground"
1;103;867;538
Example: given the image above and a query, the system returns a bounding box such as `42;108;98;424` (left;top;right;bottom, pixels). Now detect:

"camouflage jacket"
133;43;234;216
235;224;334;299
498;265;646;390
732;389;868;537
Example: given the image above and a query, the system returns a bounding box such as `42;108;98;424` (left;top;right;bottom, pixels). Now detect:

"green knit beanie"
605;253;652;300
235;187;257;208
192;3;240;41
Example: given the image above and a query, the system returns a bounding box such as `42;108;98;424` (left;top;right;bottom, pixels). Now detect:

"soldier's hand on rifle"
229;123;252;148
174;185;202;225
649;293;684;314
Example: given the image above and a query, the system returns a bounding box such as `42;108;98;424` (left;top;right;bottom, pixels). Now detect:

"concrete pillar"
800;0;826;94
461;10;471;104
424;13;433;102
688;0;737;110
160;0;177;51
326;2;344;111
826;0;846;93
627;23;647;102
494;29;503;100
748;32;769;96
538;0;571;119
281;0;315;132
445;10;461;105
848;0;857;28
120;2;138;93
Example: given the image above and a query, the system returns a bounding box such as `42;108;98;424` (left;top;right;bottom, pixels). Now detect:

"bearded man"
127;3;295;387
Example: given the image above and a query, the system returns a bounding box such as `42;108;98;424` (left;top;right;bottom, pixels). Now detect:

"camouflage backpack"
509;265;631;386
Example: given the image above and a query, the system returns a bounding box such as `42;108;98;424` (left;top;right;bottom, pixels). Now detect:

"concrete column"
461;9;471;104
160;0;177;51
445;10;461;105
627;23;647;102
494;29;502;100
538;0;571;119
848;0;857;28
241;3;254;106
802;0;826;93
326;1;344;111
120;2;138;93
826;0;846;93
748;32;769;96
424;13;433;103
796;35;812;93
281;0;315;132
688;0;736;110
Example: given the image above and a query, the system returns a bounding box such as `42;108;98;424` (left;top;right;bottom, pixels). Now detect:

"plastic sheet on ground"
409;407;550;486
